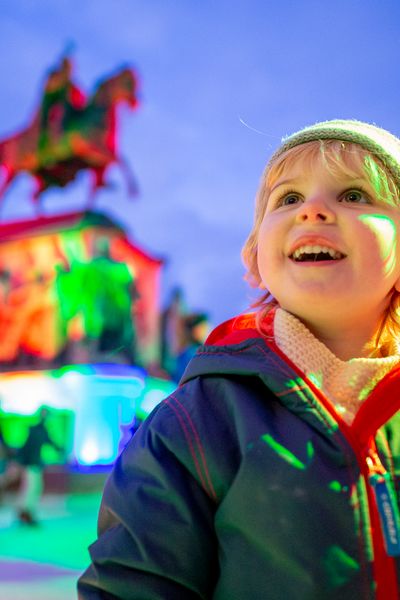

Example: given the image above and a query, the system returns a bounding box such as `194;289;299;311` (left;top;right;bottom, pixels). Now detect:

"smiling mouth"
289;245;346;262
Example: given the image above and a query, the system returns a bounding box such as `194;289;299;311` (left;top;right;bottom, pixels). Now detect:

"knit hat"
268;119;400;189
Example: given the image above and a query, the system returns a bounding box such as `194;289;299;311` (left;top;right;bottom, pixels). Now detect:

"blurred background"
0;1;400;598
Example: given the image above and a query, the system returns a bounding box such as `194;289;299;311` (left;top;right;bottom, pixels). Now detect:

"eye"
339;188;371;204
276;191;303;207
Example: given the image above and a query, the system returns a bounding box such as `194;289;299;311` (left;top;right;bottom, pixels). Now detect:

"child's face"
257;158;400;328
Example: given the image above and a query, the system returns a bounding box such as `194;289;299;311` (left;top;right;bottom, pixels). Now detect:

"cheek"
256;224;272;271
256;223;280;285
358;215;399;277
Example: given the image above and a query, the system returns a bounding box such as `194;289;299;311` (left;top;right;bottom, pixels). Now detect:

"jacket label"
370;475;400;557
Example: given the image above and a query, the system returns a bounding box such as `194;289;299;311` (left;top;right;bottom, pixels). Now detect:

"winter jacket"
78;311;400;599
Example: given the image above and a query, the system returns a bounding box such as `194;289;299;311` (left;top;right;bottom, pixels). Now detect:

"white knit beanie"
268;119;400;188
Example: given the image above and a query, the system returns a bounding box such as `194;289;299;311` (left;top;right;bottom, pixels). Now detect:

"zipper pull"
367;450;400;557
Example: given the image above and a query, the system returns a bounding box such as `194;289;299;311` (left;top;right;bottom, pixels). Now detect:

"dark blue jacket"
78;312;400;599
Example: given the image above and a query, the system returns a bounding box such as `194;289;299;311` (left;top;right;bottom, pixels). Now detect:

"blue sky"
0;0;400;325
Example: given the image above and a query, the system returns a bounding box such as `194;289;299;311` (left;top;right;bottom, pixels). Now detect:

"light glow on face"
256;147;400;344
358;214;398;277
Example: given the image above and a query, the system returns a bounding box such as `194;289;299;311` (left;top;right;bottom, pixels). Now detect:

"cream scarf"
274;308;400;424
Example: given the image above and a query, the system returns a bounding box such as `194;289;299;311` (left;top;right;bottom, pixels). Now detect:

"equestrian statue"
0;55;139;210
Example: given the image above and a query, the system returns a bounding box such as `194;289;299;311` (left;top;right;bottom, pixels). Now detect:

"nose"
295;193;336;223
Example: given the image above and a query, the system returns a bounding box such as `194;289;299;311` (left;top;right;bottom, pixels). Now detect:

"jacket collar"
181;308;400;449
181;309;340;438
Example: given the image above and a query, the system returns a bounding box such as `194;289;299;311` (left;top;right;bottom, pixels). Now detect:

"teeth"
291;245;343;260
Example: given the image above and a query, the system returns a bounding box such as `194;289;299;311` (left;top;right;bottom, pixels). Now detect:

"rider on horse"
38;56;86;161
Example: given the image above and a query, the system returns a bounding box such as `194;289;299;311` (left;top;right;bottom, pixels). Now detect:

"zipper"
366;445;400;557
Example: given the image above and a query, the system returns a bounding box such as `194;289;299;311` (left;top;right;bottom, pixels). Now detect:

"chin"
279;298;342;322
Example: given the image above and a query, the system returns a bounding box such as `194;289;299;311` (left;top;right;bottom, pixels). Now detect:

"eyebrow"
269;176;369;195
269;178;301;194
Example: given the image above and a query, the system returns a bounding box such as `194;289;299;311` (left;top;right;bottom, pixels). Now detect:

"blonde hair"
241;139;400;356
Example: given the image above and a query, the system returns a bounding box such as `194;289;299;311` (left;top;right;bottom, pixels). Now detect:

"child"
78;120;400;599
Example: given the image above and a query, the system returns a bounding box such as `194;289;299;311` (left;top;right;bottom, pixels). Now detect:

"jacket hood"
181;310;400;448
180;309;346;442
180;312;274;384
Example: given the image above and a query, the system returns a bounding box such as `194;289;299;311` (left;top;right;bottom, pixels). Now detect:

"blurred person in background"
16;406;63;525
0;421;13;504
173;312;210;382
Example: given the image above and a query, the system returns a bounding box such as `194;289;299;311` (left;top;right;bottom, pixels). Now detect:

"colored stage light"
0;365;175;467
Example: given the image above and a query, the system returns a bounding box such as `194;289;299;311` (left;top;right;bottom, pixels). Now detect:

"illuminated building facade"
0;210;174;467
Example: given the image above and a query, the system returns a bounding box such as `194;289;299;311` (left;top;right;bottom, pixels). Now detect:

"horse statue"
0;57;139;210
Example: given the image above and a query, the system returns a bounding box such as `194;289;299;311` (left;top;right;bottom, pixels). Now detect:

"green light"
328;481;342;492
358;214;397;276
307;372;322;389
364;156;397;207
279;378;339;432
136;377;176;420
261;434;314;470
0;367;171;466
306;440;314;461
322;545;359;587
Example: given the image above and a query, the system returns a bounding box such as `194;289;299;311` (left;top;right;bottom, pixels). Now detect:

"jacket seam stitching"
165;396;217;501
163;398;210;496
169;394;217;501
